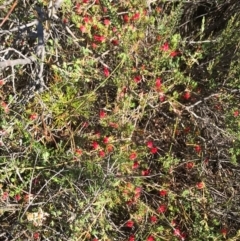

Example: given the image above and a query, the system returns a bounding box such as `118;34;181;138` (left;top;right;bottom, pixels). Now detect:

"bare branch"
0;19;38;33
0;56;36;68
0;0;18;27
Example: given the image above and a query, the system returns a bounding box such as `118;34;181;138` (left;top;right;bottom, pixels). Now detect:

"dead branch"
0;0;18;27
0;56;36;68
0;20;38;34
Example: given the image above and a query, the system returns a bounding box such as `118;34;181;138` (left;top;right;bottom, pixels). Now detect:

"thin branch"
0;19;38;33
0;0;18;27
48;0;64;18
184;39;219;44
0;56;36;68
187;93;219;109
0;47;31;59
0;47;37;68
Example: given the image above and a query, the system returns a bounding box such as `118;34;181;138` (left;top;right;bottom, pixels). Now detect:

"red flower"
221;228;227;237
99;110;106;118
184;126;191;133
150;215;158;223
83;15;91;24
99;150;105;157
134;75;141;83
75;148;82;156
126;199;135;206
92;43;98;49
150;147;158;154
129;235;135;241
79;25;86;33
1;101;9;113
159;189;167;196
122;86;128;93
147;141;153;148
170;51;179;57
132;12;140;21
75;3;81;14
180;233;187;240
157;204;167;213
94;35;105;42
185;162;194;169
147;235;155;241
111;39;119;46
161;42;169;51
15;194;21;202
126;220;134;228
215;104;222;111
0;79;4;85
63;18;68;24
30;113;38;120
92;141;99;150
234;110;239;117
173;228;186;240
173;228;181;237
2;192;8;200
196;181;205;189
103;67;110;77
103;19;111;26
135;187;141;199
183;91;191;100
109;122;118;128
123;14;129;23
142;169;150;176
33;232;40;240
204;158;209;165
132;161;139;169
159;94;165;102
129;152;137;160
82;0;89;3
155;78;162;90
195;145;201;153
106;144;114;152
82;122;89;128
103;136;109;144
103;7;108;13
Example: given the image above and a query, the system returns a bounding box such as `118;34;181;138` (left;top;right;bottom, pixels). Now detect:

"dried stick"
0;47;37;68
0;56;36;68
0;0;18;27
0;20;38;33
